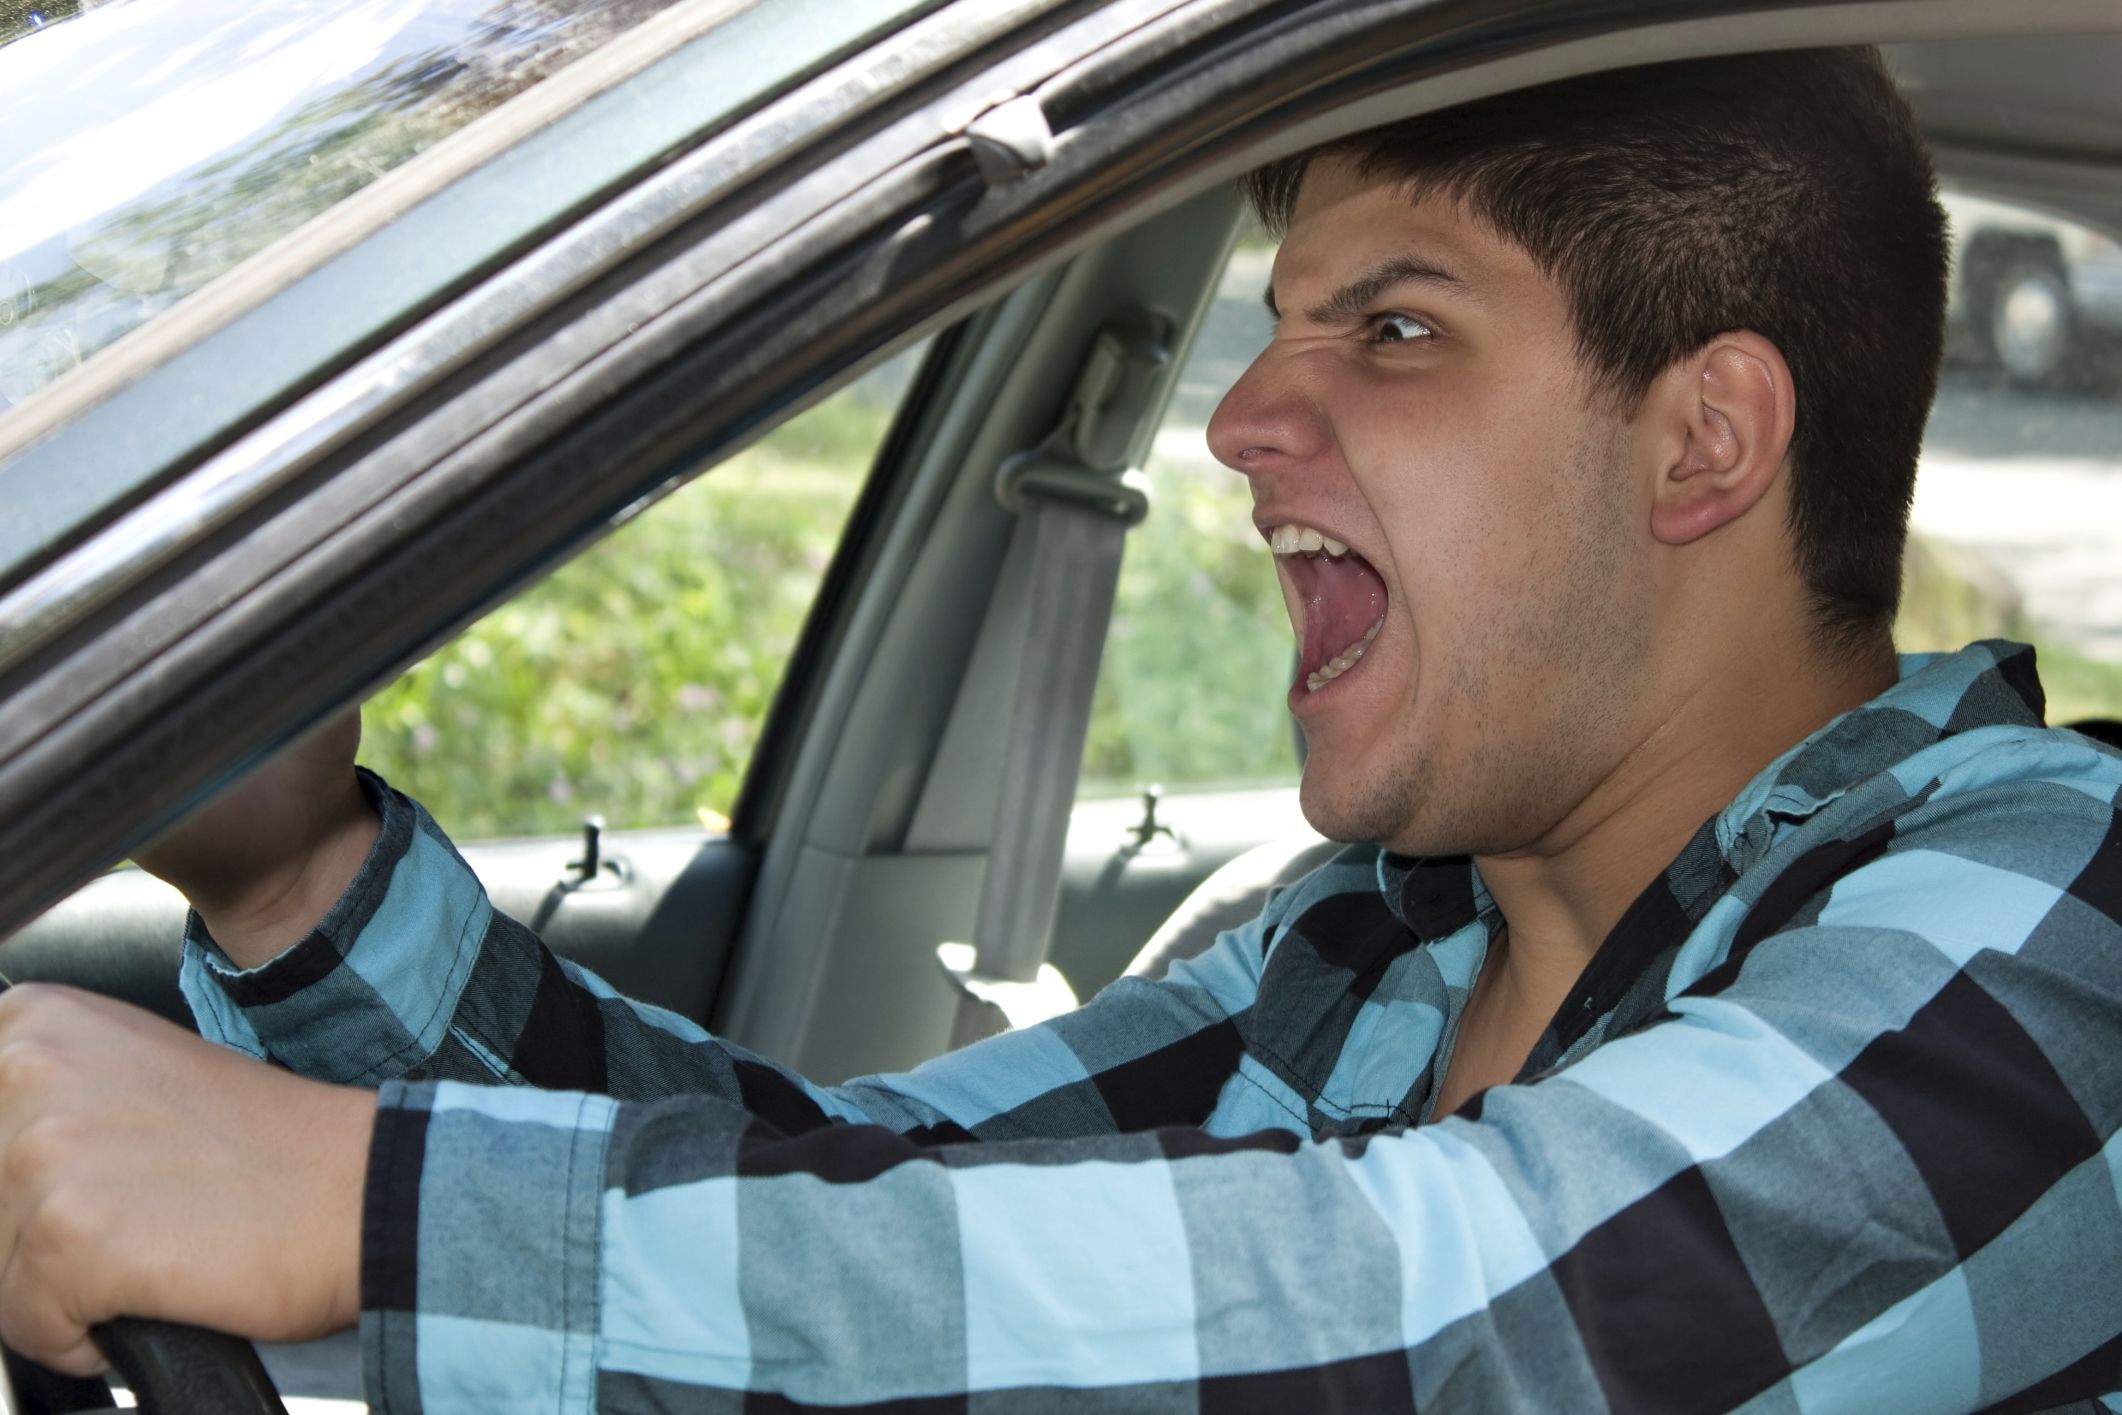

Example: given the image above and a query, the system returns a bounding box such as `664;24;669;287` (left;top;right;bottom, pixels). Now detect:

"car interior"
2;4;2121;1410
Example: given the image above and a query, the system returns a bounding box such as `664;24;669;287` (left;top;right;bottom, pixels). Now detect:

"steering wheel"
2;1317;285;1414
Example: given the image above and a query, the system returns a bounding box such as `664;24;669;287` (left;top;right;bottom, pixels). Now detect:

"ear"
1644;331;1795;547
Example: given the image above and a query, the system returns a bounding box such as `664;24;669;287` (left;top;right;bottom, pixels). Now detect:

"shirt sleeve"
179;769;1267;1136
357;764;2122;1413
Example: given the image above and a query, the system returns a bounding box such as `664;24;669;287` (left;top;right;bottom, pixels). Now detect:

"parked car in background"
1943;188;2122;388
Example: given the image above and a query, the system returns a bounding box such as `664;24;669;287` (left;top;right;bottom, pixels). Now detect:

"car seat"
1124;832;1342;981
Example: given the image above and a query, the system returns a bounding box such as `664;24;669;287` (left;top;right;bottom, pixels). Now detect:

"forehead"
1270;157;1549;309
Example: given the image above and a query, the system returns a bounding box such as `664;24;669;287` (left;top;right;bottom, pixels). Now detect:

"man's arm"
0;719;1273;1379
162;757;1267;1135
362;770;2122;1412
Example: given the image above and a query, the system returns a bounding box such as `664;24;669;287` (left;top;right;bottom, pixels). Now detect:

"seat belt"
939;312;1167;1047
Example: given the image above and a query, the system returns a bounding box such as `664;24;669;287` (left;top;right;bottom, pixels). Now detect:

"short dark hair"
1245;47;1948;655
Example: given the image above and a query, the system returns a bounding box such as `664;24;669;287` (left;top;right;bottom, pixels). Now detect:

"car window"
355;341;928;838
1900;188;2122;729
1079;231;1298;800
0;0;698;413
0;0;944;590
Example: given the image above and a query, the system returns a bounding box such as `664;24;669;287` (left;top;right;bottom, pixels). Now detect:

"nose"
1205;343;1325;479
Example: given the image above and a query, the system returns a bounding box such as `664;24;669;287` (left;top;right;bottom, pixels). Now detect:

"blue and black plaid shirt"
182;639;2122;1412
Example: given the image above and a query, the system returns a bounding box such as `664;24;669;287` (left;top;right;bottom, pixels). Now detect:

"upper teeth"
1269;523;1349;557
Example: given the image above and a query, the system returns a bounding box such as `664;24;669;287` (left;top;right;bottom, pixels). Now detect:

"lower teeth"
1305;616;1385;692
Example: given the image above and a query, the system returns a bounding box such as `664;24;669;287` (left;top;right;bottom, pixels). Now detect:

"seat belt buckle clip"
995;454;1151;524
936;941;1080;1032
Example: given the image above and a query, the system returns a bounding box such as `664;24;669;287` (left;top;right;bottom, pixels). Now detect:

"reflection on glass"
0;0;84;51
0;0;686;412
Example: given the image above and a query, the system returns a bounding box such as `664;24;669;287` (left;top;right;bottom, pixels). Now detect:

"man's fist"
0;984;372;1374
133;708;378;970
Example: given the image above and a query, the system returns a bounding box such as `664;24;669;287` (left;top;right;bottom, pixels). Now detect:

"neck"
1473;631;1896;992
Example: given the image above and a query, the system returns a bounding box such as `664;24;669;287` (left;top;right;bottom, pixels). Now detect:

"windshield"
0;0;694;414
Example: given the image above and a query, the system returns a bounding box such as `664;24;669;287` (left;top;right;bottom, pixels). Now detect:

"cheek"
1339;397;1527;598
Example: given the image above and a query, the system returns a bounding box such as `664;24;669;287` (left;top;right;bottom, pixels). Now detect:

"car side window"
1901;190;2122;727
357;342;930;837
1079;232;1296;799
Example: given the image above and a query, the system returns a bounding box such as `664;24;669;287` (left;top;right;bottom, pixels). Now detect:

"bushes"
358;420;877;837
360;366;2122;840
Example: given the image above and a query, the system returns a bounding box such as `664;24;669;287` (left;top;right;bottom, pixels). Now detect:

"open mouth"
1267;522;1389;693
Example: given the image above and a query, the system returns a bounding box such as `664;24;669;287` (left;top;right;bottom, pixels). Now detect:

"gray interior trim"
1124;831;1336;982
1;830;749;1029
715;187;1239;1073
1111;2;2122;216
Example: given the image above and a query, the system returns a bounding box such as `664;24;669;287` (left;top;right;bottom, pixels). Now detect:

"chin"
1297;754;1414;850
1300;736;1510;859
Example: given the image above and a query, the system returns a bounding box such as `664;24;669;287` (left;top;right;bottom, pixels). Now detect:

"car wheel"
1980;252;2076;389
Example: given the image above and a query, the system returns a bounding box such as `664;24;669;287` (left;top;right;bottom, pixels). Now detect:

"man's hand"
0;984;372;1375
133;708;378;970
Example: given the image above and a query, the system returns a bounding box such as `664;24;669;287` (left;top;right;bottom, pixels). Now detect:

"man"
0;44;2117;1413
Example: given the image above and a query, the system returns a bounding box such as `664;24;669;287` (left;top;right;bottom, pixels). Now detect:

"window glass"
357;342;926;837
1080;233;1295;799
0;0;695;414
1901;189;2122;730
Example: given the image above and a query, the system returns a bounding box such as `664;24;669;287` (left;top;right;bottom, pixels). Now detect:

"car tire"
1977;250;2077;390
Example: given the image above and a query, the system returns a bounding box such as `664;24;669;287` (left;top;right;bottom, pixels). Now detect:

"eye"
1371;312;1433;344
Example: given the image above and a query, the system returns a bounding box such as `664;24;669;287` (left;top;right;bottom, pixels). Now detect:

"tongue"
1294;552;1388;682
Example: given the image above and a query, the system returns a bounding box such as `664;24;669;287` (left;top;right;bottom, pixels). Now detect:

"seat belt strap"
940;314;1167;1046
945;499;1123;1044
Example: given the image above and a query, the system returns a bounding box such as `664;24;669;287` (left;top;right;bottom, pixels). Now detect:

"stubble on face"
1235;164;1661;860
1309;420;1651;859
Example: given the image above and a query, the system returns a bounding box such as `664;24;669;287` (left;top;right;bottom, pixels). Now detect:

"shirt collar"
1712;638;2043;872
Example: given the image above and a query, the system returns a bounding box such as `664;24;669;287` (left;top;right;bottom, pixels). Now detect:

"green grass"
2024;644;2122;728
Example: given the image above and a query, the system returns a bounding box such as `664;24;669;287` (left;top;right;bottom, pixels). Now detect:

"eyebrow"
1263;254;1472;325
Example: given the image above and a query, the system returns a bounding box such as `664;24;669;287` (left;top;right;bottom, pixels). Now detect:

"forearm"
178;773;810;1105
363;1081;1393;1411
187;772;380;972
186;767;1271;1141
136;708;378;971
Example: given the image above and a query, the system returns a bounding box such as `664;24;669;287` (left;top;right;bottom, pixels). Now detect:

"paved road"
1914;375;2122;663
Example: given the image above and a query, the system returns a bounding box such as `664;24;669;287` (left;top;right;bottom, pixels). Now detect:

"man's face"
1208;159;1657;856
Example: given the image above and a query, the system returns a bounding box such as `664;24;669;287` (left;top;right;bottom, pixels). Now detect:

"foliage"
1894;536;2122;725
0;0;79;52
1081;450;1294;796
359;357;2122;840
357;405;886;837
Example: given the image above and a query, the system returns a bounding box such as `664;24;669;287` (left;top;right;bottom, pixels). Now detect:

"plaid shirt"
181;639;2122;1414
